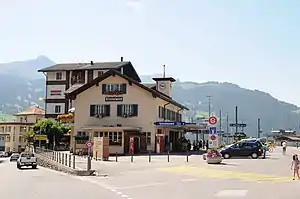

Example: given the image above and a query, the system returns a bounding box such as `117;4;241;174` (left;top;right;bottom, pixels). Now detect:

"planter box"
206;156;222;164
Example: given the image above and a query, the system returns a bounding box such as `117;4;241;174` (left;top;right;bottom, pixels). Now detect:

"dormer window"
98;71;104;77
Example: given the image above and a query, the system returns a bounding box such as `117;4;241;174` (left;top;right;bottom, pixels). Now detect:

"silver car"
10;153;20;161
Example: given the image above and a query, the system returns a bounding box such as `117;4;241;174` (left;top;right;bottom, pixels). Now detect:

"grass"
0;114;15;122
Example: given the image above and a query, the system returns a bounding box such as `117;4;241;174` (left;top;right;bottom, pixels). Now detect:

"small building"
1;106;44;152
66;69;188;155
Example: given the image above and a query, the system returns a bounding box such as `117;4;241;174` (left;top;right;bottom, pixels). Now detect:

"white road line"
215;190;248;197
181;178;197;182
115;182;168;190
39;167;134;199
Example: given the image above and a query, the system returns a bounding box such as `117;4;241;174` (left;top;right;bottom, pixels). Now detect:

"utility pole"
257;118;261;138
219;110;222;141
207;95;212;117
235;106;238;134
226;113;229;144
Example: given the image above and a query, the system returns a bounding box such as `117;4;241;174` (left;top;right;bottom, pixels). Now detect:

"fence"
35;147;87;170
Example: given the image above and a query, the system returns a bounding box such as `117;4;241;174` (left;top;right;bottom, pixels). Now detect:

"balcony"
71;71;85;85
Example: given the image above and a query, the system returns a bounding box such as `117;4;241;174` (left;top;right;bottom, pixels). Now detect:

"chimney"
121;57;123;62
90;61;94;65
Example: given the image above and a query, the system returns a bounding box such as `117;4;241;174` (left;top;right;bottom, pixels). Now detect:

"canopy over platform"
274;135;300;142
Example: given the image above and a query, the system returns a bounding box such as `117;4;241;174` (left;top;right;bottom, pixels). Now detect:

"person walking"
282;141;287;155
291;154;300;180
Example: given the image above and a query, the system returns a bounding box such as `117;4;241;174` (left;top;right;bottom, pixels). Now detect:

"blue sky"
0;0;299;105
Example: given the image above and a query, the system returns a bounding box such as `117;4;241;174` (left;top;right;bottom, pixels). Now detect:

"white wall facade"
46;71;67;81
46;103;65;115
46;85;66;99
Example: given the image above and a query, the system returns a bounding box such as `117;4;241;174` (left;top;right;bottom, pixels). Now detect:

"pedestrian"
291;154;300;180
282;141;287;155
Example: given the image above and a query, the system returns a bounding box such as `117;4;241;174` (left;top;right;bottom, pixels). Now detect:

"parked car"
220;140;263;159
0;151;5;157
17;152;37;169
10;153;20;161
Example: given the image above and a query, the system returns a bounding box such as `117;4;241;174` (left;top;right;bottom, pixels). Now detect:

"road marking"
159;165;292;183
215;190;248;197
181;178;197;182
115;182;168;190
39;167;134;199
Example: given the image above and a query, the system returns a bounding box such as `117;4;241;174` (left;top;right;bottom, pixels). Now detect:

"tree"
23;129;35;143
33;118;71;145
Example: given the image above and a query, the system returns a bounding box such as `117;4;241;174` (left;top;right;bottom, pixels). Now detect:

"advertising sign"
129;136;134;155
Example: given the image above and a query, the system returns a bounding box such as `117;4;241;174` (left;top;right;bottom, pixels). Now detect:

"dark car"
220;140;263;159
10;153;20;161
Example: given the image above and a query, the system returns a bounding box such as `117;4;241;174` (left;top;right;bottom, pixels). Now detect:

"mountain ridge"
0;56;299;136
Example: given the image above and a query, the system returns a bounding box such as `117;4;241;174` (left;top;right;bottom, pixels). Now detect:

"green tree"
33;118;71;145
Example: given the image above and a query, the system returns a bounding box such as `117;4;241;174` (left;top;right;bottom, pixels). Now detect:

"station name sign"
154;121;196;126
105;97;123;102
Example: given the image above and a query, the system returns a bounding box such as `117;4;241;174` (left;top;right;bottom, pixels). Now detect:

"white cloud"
126;0;142;10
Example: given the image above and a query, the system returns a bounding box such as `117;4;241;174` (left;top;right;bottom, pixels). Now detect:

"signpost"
209;126;218;148
85;141;93;148
229;123;247;127
208;116;217;125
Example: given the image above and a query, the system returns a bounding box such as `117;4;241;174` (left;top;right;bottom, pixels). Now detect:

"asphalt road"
0;158;121;199
2;147;300;199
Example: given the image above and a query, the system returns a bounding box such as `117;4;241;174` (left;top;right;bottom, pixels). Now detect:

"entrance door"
134;137;140;154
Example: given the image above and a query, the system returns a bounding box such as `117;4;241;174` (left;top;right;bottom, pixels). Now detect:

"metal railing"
35;147;81;170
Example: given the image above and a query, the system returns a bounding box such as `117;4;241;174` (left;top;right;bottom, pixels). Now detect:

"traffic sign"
85;141;93;148
208;116;217;125
229;123;247;127
209;127;217;134
210;134;216;141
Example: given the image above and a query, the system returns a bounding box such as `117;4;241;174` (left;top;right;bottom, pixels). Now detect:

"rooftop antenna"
163;65;166;78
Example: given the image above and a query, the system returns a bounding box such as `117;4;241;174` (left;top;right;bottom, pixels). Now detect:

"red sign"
208;116;217;125
129;136;134;155
85;141;93;148
210;134;216;141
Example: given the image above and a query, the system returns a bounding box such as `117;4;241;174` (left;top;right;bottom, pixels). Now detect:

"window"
19;136;22;143
6;136;10;142
147;132;151;145
1;137;4;140
90;104;110;117
102;83;127;94
158;106;182;121
56;72;63;80
19;126;25;133
107;132;122;146
54;105;61;113
117;104;138;117
98;71;104;76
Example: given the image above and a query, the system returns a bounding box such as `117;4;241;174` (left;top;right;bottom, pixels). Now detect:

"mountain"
0;55;54;79
0;57;299;136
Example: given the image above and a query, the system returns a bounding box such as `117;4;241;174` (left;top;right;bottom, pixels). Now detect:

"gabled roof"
38;61;129;72
66;70;189;110
14;106;45;116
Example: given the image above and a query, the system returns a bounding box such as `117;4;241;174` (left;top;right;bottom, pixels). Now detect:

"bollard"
131;155;133;163
186;151;189;162
56;152;58;162
62;153;64;164
167;151;170;162
95;151;97;161
52;151;55;160
59;153;61;163
68;154;71;167
115;152;118;162
65;154;68;165
73;155;75;169
148;151;151;162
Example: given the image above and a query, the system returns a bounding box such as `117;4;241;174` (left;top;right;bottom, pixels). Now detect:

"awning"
275;135;300;141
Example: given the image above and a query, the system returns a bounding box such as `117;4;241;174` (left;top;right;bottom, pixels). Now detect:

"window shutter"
133;104;138;116
102;84;106;94
117;105;122;117
105;105;110;116
90;105;95;116
121;83;127;94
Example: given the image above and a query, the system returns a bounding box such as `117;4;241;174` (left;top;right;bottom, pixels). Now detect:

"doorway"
134;137;140;154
